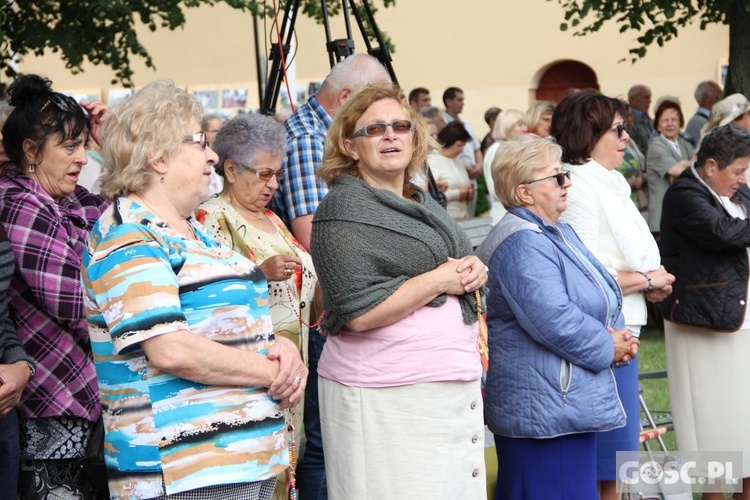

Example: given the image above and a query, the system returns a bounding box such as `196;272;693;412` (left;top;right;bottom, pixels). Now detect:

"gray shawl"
311;174;483;334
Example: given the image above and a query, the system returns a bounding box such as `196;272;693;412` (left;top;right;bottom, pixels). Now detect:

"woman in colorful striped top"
82;79;307;500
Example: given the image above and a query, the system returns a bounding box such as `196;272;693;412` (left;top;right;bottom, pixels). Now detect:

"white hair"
321;53;391;94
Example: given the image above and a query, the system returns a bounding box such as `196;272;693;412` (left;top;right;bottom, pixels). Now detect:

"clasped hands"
643;265;675;303
435;256;488;295
609;327;640;367
266;336;308;408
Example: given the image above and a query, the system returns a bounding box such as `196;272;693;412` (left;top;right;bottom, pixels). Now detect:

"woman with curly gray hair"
196;115;318;499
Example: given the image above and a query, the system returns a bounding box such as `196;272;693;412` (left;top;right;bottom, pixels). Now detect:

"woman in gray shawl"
310;84;488;500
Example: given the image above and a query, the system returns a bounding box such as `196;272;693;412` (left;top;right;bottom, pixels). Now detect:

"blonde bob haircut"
491;108;526;141
526;101;555;135
100;79;204;199
492;136;562;209
318;83;433;195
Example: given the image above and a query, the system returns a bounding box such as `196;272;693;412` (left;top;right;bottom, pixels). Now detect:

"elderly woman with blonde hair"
82;79;307;499
476;137;637;499
311;83;488;499
483;109;528;225
525;100;555;138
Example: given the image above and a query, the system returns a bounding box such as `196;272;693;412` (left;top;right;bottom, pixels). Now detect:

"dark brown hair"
550;89;624;165
653;100;685;133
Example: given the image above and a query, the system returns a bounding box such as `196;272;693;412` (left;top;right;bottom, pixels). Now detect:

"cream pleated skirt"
319;377;487;500
664;320;750;477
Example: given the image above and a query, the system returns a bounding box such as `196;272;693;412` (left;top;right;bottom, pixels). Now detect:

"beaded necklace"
284;282;325;329
475;289;489;371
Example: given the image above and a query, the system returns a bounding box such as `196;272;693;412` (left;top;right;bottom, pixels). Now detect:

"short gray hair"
320;53;391;95
419;106;441;121
694;80;720;104
212;114;286;177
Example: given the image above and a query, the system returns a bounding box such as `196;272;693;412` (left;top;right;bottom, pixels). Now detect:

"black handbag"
75;417;110;499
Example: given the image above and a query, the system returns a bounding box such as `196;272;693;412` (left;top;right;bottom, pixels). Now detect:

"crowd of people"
0;55;749;500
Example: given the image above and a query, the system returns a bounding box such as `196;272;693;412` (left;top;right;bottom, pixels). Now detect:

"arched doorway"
533;60;599;103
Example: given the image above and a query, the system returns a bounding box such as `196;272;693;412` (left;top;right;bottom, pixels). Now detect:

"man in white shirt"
441;87;482;215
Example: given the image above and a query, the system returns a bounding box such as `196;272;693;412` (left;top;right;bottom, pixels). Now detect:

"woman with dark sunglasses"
82;80;306;499
0;74;110;498
476;136;638;499
310;84;488;499
196;114;318;498
552;89;674;500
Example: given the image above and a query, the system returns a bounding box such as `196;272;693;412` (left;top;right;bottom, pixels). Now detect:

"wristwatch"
19;360;35;379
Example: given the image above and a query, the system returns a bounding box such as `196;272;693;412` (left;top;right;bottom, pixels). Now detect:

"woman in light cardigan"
551;90;675;500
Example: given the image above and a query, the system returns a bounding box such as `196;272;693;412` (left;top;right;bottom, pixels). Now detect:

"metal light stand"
259;0;397;116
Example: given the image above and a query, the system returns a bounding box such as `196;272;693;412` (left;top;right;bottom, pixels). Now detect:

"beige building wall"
17;0;728;130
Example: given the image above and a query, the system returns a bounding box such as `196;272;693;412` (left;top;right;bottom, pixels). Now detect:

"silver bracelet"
637;271;653;292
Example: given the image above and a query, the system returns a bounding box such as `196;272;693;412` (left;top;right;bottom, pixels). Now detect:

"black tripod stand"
257;0;398;116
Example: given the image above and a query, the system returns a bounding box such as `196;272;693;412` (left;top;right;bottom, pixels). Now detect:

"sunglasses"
526;170;571;187
350;119;415;138
611;123;626;139
183;132;209;150
40;93;79;113
235;161;285;182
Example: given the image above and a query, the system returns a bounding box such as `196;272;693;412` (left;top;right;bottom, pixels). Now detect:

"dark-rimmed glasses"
350;119;415;138
235;161;285;182
610;123;626;139
183;132;209;150
526;170;571;187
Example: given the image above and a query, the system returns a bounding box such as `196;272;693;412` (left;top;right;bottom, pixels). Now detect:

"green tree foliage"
0;0;394;88
551;0;750;95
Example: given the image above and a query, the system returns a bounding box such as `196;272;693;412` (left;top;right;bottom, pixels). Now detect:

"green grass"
638;325;676;453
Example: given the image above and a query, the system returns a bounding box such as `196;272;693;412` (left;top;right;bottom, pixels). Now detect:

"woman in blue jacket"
477;137;639;499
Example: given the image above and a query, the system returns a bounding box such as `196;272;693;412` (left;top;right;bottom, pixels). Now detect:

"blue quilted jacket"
477;207;627;438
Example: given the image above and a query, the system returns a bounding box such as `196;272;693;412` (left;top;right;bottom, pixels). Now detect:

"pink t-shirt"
318;295;483;387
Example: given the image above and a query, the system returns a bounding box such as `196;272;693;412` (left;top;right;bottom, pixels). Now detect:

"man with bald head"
273;53;391;244
685;80;722;146
271;53;391;500
628;84;655;154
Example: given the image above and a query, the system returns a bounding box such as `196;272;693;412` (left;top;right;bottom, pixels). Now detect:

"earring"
161;175;165;184
28;163;36;173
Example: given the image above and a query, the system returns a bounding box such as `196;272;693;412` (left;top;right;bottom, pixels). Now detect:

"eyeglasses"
610;123;626;139
526;170;571;187
350;119;415;138
183;132;208;150
235;161;285;182
40;93;78;113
